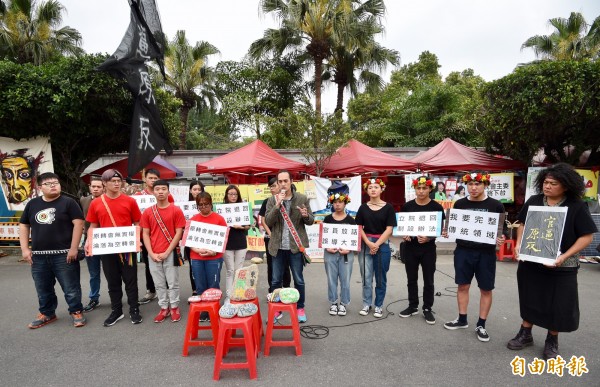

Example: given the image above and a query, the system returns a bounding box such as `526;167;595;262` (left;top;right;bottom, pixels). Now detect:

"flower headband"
363;178;386;191
412;176;433;188
462;172;490;184
328;192;351;204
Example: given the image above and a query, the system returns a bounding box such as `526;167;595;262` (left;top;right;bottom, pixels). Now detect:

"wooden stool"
182;300;220;356
213;316;257;380
230;298;263;354
497;239;517;261
263;302;302;356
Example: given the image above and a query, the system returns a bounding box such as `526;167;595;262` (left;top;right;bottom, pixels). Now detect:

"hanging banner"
518;206;567;265
575;169;598;201
247;184;271;207
308;175;361;220
393;211;443;237
0;222;20;240
174;200;198;221
215;202;253;226
184;221;229;253
319;223;361;251
89;226;141;255
0;136;54;211
446;209;503;245
485;173;514;203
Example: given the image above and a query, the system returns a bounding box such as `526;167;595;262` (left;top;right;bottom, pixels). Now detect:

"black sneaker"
138;291;156;305
423;309;436;325
103;310;124;327
475;326;490;342
444;318;469;330
130;308;143;324
399;307;419;318
83;299;100;313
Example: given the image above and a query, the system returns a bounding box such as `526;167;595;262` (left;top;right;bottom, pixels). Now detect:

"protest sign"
518;206;567;265
393;211;443;237
304;224;323;260
319;223;361;251
89;226;140;255
132;194;157;213
174;200;198;221
215;202;253;226
446;209;503;245
486;173;514;203
184;221;229;253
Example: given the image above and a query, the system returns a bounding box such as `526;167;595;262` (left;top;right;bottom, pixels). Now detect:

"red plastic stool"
213;316;257;380
263;302;302;356
182;300;220;356
497;239;516;261
230;298;263;354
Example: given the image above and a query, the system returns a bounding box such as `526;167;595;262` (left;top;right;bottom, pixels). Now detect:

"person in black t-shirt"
223;184;250;301
19;173;85;329
443;172;506;343
398;176;445;324
323;192;356;317
355;178;397;318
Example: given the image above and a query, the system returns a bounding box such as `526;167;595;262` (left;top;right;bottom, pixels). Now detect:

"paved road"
1;250;598;386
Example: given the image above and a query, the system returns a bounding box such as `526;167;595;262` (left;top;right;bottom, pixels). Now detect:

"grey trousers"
223;249;247;298
148;252;180;309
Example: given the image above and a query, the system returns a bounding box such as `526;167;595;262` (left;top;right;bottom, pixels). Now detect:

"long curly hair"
534;163;585;199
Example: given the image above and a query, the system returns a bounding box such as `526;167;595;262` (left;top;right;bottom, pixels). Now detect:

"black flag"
97;0;172;177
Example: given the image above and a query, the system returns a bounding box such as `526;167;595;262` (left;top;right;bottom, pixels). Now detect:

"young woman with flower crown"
398;176;445;325
355;178;397;318
323;192;356;316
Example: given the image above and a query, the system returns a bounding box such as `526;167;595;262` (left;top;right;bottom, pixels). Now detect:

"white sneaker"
359;305;371;316
373;307;383;318
329;304;338;316
337;305;347;316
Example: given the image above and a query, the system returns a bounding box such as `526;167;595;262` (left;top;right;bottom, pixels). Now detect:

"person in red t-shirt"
136;169;174;305
85;169;142;327
188;192;227;321
140;180;186;323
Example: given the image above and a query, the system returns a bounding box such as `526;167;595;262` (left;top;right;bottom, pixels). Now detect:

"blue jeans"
358;238;391;308
85;255;101;301
272;250;305;309
324;250;353;305
191;258;223;295
31;253;83;315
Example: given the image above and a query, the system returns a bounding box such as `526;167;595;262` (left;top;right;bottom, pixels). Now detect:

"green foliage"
347;51;485;147
481;60;600;166
0;55;180;194
185;107;238;150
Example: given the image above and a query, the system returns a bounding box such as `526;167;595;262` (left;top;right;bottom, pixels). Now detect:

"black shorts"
454;246;496;290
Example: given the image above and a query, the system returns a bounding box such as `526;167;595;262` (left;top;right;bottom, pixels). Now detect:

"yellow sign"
575;169;598;201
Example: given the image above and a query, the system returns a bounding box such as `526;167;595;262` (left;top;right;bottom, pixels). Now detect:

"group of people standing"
19;164;596;361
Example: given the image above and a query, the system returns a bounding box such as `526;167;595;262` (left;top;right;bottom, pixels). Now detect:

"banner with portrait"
518;206;567;265
0;136;54;211
308;175;361;221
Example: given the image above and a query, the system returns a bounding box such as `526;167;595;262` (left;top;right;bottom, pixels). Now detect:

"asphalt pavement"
1;245;598;386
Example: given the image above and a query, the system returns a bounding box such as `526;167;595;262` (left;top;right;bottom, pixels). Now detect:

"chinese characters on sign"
304;224;323;260
510;355;588;377
215;202;252;227
184;221;229;253
174;201;198;221
0;222;21;240
485;173;514;203
519;206;567;265
446;209;503;245
319;224;361;252
393;211;443;237
132;195;157;213
90;226;140;255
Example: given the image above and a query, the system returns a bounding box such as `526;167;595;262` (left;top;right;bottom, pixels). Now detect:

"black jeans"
101;253;139;312
265;237;291;292
404;242;437;310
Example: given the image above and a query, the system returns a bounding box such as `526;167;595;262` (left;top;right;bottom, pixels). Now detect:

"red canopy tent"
411;138;526;173
81;155;183;183
196;140;306;184
313;139;417;177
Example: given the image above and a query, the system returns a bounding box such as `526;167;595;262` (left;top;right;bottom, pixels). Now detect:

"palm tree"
522;12;600;61
161;30;219;149
327;4;399;113
250;0;351;116
0;0;83;65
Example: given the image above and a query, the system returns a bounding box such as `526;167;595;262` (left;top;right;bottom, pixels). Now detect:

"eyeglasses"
41;182;60;187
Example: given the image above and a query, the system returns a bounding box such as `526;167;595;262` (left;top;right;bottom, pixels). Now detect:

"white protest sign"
485;173;514;203
215;202;253;226
304;224;323;259
132;194;157;213
184;220;229;253
90;226;140;255
319;223;361;251
169;184;190;203
393;211;443;237
447;209;501;245
174;201;198;221
519;206;567;265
